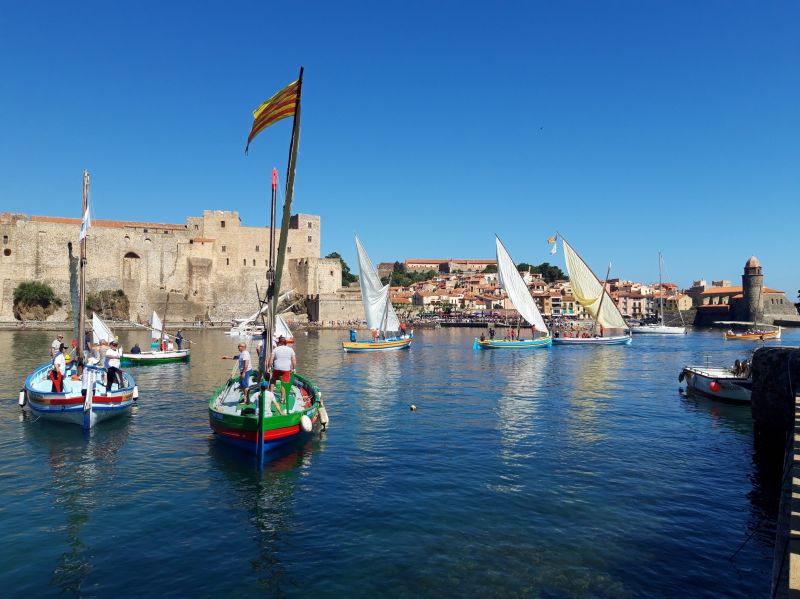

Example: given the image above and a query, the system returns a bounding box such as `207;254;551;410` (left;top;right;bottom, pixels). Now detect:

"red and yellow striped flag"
245;79;300;153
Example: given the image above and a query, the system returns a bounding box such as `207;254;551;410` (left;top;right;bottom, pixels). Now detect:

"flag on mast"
245;79;300;153
547;234;557;254
79;207;91;240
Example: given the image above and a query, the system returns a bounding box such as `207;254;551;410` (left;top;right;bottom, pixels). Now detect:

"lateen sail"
355;236;400;333
92;312;115;344
150;311;163;340
495;236;548;334
561;237;628;330
275;314;293;340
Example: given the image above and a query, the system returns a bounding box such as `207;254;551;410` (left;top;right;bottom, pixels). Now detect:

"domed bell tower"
742;256;764;323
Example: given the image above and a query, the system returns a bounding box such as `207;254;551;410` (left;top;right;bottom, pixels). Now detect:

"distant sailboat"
474;236;552;349
631;252;686;335
275;313;294;343
120;309;191;365
553;234;632;345
342;235;412;352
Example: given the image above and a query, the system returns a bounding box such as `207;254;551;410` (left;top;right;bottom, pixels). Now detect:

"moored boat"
679;363;752;403
474;236;552;350
629;252;687;335
552;334;632;345
342;235;413;353
724;327;781;341
121;350;190;365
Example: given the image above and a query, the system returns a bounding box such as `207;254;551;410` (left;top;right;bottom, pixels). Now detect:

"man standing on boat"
105;340;123;392
175;331;183;350
268;336;296;407
51;333;64;358
222;343;252;402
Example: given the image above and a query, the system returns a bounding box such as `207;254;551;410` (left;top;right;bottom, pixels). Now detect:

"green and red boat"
208;67;328;463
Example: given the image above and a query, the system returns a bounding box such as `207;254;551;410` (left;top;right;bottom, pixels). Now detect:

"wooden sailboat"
21;171;138;429
552;234;632;345
121;309;191;365
474;236;552;349
631;252;686;335
722;322;781;341
342;235;413;352
208;68;327;464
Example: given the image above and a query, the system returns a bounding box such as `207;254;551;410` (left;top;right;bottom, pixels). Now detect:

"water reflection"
23;419;130;595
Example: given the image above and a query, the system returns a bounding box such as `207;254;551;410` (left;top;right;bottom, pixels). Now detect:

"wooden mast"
593;262;612;337
78;171;89;362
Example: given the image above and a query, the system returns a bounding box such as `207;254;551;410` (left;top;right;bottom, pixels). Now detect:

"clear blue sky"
1;1;798;295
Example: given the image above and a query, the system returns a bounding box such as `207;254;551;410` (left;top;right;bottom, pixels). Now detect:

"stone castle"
0;210;365;323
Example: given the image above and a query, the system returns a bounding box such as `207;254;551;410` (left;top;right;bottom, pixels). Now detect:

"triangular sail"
561;237;628;330
355;235;400;333
495;236;549;334
92;312;115;344
275;314;293;340
150;311;163;340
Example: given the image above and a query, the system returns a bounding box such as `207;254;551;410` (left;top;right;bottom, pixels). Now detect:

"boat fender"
709;380;721;393
18;388;26;407
678;371;685;383
300;414;313;433
133;386;139;400
318;403;329;429
410;404;417;411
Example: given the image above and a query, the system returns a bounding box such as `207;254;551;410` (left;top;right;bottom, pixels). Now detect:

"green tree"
482;264;497;273
514;262;565;282
326;252;358;286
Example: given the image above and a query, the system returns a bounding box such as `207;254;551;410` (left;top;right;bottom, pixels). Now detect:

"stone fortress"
0;210;365;324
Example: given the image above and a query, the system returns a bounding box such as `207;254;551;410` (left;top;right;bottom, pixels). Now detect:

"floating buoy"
410;404;417;411
318;403;329;429
709;380;721;393
18;389;26;407
133;386;139;400
300;414;313;432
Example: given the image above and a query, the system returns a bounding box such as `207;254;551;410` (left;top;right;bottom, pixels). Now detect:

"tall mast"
658;251;664;325
78;171;89;362
593;262;612;336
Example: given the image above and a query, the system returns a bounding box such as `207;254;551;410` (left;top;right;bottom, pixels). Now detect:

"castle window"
194;224;199;231
308;236;312;242
308;222;312;229
252;259;256;266
3;249;10;256
145;238;152;244
124;235;130;242
243;259;246;266
2;235;7;244
255;245;260;252
189;240;193;244
143;228;148;233
265;260;268;267
226;258;229;266
330;270;334;276
287;247;292;254
221;221;226;228
221;245;226;253
164;230;169;234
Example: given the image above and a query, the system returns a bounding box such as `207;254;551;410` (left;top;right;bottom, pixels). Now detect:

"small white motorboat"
679;360;752;403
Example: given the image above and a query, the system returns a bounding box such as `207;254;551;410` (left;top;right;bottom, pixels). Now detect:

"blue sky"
1;1;798;295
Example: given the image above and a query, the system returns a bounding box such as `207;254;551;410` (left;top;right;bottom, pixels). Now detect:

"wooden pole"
78;171;89;363
593;262;612;336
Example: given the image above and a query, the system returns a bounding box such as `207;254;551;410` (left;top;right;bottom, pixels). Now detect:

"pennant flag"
550;243;557;255
79;207;91;240
547;235;556;244
245;79;300;153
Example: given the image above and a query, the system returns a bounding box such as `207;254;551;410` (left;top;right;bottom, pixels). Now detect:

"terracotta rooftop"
31;215;188;231
700;285;783;295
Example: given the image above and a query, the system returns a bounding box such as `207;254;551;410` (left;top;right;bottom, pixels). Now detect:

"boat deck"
27;364;132;395
214;381;311;417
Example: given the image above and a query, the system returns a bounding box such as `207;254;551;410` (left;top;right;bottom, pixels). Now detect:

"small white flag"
549;244;557;255
79;207;91;240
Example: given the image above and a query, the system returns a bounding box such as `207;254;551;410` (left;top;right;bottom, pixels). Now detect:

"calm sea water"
1;327;794;597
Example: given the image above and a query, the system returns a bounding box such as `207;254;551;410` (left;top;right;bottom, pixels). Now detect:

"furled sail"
561;237;628;330
355;235;400;333
150;311;163;340
92;312;115;344
275;314;293;340
495;236;548;334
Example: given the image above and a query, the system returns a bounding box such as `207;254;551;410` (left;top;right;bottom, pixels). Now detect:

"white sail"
92;312;115;344
495;236;548;334
561;236;628;330
275;314;294;340
150;311;163;340
355;235;400;333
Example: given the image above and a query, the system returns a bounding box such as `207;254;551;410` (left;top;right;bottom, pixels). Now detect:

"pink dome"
745;256;761;269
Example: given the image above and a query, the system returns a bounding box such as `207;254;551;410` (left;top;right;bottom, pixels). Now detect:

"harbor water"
1;327;794;597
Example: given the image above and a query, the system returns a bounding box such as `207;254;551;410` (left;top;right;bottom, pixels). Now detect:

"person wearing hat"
104;340;124;392
222;343;253;403
50;342;67;392
51;333;64;359
268;336;296;409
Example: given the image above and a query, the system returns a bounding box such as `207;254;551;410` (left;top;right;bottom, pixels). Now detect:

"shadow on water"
22;417;131;596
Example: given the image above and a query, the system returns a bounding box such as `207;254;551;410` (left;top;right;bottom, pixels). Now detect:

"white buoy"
319;403;329;429
18;389;26;407
132;386;139;400
410;404;417;411
300;414;313;433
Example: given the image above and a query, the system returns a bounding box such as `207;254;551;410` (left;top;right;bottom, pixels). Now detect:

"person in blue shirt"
175;331;183;350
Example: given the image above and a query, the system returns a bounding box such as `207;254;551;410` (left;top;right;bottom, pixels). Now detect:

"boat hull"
553;335;632;345
121;350;190;365
724;330;781;341
474;336;552;349
24;364;136;428
208;373;322;459
680;366;751;403
342;335;413;352
631;325;686;335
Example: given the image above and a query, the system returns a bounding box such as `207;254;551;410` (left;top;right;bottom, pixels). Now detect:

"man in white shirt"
105;340;123;392
222;343;252;402
51;334;64;358
268;336;297;407
50;343;66;392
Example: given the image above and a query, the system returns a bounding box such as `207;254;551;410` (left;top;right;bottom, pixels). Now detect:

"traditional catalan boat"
631;252;687;335
21;172;138;430
120;310;191;365
208;68;328;464
342;235;413;352
552;234;632;345
721;321;781;341
474;236;551;349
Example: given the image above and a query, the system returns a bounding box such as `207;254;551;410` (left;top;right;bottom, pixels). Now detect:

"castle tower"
742;256;764;323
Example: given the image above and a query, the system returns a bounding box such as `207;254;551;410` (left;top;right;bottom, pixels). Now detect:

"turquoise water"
0;327;792;597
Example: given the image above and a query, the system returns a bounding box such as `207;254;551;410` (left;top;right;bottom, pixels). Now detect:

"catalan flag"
547;235;556;244
245;78;300;153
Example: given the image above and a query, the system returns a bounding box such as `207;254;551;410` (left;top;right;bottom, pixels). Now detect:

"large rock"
751;347;800;440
